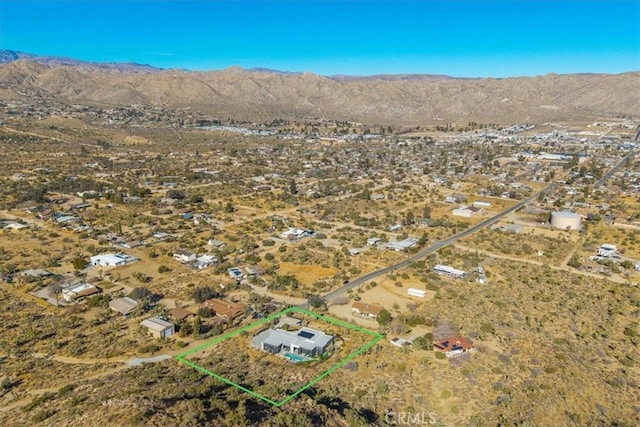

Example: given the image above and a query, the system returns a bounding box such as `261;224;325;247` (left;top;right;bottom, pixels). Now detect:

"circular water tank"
551;211;581;230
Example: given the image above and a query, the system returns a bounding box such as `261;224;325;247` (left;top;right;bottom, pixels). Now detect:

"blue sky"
1;0;638;77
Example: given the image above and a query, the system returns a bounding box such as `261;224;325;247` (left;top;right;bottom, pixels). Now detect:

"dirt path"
453;244;629;284
0;363;128;414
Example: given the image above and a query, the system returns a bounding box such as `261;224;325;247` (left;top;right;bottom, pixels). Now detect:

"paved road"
321;185;555;302
594;150;636;189
128;355;171;366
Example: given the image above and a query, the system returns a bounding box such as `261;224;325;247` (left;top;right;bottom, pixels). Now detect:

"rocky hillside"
0;54;638;124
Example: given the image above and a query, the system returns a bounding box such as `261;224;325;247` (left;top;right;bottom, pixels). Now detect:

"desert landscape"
0;25;639;426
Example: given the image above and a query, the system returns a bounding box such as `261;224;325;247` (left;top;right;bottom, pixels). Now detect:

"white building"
90;253;138;267
452;206;482;218
472;201;492;208
433;264;467;279
597;244;617;257
367;237;381;246
407;288;426;298
173;250;196;263
62;283;101;302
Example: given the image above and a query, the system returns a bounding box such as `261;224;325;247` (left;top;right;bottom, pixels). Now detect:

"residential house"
90;253;138;267
140;317;175;339
367;237;381;246
62;283;101;302
352;302;384;319
202;298;245;320
433;336;475;358
173;250;196;264
597;244;617;257
169;307;196;322
452;205;482;218
109;297;139;317
407;288;426;298
207;239;226;248
252;327;334;358
433;264;467;279
228;267;244;281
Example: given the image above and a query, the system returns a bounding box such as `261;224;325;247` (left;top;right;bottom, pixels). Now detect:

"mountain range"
1;49;638;125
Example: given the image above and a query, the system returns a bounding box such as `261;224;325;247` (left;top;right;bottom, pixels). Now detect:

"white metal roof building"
90;253;138;267
433;264;467;278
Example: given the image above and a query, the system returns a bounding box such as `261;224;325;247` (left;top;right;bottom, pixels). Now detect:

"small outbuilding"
140;317;175;339
109;297;139;317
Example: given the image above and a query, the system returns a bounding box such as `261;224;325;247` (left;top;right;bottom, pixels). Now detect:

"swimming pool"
285;352;306;362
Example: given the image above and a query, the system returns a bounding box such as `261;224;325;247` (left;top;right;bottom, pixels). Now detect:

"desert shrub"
192;286;217;303
31;409;56;423
435;351;446;360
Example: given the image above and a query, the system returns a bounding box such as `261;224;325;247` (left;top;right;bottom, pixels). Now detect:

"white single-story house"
384;238;419;251
407;288;426;298
367;237;381;246
228;267;243;281
90;253;138;267
433;264;467;279
173;250;196;263
597;244;617;257
472;201;492;208
452;206;482;218
207;239;226;248
62;283;101;302
194;254;217;269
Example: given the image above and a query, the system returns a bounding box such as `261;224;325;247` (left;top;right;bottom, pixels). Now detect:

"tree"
192;316;201;338
422;206;432;219
166;189;185;200
288;179;298;195
129;287;158;302
377;309;392;327
47;284;64;309
404;210;415;226
72;257;87;271
192;286;217;303
307;294;326;309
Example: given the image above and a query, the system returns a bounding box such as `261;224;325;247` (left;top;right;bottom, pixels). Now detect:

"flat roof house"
90;253;138;267
109;297;138;317
433;264;467;279
62;283;101;302
140;317;175;339
173;250;196;264
253;327;334;358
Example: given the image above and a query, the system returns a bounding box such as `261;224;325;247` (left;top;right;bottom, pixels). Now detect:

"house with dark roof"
202;299;245;320
169;307;196;321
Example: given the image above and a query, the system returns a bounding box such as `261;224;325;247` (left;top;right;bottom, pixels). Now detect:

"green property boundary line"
175;306;384;407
